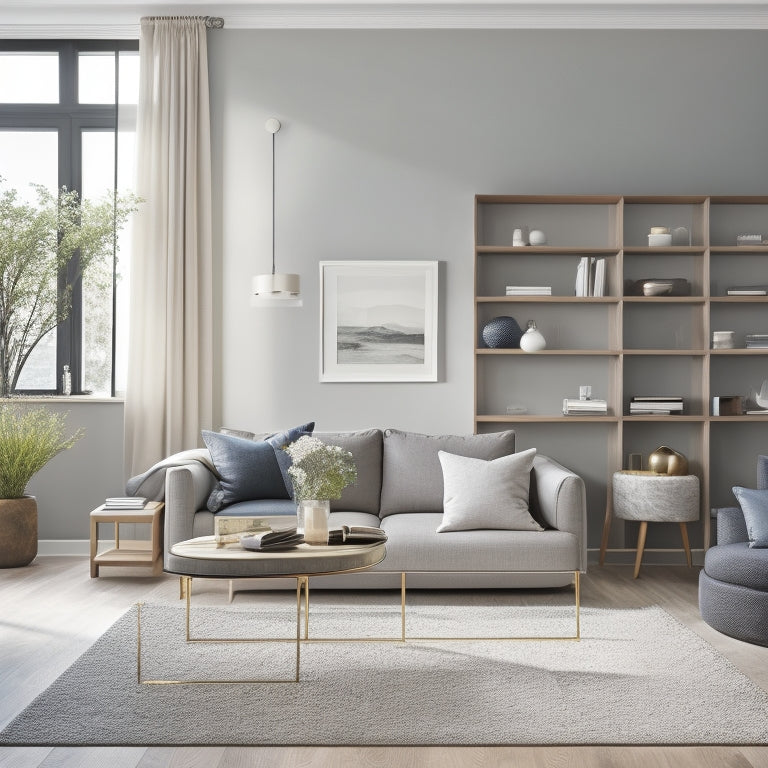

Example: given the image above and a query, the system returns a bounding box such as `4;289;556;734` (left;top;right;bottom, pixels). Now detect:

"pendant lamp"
251;117;302;307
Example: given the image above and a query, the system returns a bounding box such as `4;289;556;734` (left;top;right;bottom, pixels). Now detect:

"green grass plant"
0;404;83;498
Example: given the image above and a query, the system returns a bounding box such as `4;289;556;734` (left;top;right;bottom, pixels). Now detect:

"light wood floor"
1;557;768;768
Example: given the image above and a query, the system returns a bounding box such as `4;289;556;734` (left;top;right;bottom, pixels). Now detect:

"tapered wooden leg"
599;507;612;566
633;521;648;579
679;522;692;568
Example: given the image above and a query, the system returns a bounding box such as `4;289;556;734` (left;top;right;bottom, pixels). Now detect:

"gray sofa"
699;456;768;647
158;428;587;590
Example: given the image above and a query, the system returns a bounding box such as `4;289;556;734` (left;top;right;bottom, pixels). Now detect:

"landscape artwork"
320;261;438;382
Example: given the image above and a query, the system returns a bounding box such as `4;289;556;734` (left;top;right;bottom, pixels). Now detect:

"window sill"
0;395;124;404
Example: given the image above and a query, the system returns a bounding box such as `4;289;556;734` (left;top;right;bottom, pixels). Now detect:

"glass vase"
298;499;330;545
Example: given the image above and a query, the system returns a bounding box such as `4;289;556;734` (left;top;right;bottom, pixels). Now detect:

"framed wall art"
319;260;438;382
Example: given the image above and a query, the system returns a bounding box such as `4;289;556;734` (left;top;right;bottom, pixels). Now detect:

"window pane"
0;130;57;199
81;130;116;396
118;51;140;105
113;129;136;396
0;53;59;103
78;52;115;104
14;330;57;391
0;131;58;391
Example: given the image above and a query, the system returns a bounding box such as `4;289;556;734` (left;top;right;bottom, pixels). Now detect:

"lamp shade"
252;272;300;296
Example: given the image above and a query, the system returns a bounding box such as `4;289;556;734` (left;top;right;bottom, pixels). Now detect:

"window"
0;40;139;397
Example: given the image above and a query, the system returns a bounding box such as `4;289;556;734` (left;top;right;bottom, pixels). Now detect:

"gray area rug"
2;599;768;746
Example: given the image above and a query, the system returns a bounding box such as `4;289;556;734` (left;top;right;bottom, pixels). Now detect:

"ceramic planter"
0;496;38;568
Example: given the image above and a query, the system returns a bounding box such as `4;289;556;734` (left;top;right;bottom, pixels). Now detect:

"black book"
327;525;388;545
240;527;304;551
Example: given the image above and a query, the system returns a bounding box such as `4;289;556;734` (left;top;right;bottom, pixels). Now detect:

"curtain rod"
142;16;224;28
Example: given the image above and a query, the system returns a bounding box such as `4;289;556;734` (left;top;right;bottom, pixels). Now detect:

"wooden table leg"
633;521;648;579
89;517;98;578
599;506;612;566
679;522;692;568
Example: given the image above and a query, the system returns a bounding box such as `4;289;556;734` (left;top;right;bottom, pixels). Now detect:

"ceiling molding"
1;3;768;38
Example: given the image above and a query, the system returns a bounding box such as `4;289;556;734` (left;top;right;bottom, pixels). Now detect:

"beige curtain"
124;17;214;478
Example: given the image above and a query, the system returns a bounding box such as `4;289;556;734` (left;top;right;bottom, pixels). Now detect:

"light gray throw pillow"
732;486;768;548
436;448;543;533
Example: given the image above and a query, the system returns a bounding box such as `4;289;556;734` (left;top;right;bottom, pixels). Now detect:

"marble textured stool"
604;470;700;578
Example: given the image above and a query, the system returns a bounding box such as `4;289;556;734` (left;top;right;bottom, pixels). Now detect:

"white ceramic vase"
520;321;546;352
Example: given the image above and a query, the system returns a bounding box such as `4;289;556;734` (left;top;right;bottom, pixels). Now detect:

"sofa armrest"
714;506;749;545
531;454;588;572
164;464;218;556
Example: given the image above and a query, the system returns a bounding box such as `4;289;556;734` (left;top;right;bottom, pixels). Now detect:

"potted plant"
0;178;138;397
0;404;83;567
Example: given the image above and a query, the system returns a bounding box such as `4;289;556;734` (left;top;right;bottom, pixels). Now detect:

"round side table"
603;471;700;578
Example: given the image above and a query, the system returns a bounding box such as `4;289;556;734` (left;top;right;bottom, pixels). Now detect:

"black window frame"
0;39;139;396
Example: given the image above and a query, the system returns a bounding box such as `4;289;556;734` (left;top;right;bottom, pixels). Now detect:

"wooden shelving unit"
474;194;768;555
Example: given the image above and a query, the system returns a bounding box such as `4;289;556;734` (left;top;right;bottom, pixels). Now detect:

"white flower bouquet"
283;436;357;502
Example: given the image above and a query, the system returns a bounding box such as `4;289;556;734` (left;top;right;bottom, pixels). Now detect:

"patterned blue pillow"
732;486;768;548
203;422;314;511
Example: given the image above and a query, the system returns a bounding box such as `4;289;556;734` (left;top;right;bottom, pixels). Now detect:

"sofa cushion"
436;448;542;533
732;486;768;548
378;513;580;572
202;422;313;511
379;429;516;516
316;430;383;516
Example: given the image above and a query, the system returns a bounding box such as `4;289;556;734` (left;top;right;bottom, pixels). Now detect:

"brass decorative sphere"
648;445;688;476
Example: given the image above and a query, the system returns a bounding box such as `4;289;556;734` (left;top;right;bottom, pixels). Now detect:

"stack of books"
506;285;552;296
574;257;606;297
562;398;608;415
746;334;768;349
629;396;684;415
103;496;147;509
727;285;768;296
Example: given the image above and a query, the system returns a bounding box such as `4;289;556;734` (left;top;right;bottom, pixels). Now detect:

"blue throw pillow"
732;486;768;548
202;422;314;511
265;422;315;497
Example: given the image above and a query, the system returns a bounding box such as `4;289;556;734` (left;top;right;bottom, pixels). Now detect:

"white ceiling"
1;0;767;38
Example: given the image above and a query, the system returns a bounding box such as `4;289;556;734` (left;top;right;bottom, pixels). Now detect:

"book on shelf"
574;256;606;297
727;285;768;296
239;527;304;551
746;334;768;348
630;396;683;414
563;398;608;415
327;525;388;545
505;286;552;295
103;496;147;509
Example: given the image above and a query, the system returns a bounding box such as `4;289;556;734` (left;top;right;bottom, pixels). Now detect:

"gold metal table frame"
136;569;580;685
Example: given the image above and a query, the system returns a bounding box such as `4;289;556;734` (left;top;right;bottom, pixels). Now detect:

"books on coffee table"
103;497;147;509
327;525;388;545
240;527;304;551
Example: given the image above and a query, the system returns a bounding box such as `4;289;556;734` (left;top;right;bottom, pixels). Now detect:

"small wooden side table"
90;501;164;577
601;471;700;579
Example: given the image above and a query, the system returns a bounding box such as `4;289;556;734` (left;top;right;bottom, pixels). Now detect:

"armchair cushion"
732;486;768;548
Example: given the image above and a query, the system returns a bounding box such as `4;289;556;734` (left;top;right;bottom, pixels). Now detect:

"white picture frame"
320;260;439;382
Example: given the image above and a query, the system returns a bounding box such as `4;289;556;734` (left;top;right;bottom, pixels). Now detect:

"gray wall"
209;29;768;551
34;29;768;549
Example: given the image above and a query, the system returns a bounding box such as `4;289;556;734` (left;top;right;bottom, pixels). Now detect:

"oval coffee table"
137;535;386;684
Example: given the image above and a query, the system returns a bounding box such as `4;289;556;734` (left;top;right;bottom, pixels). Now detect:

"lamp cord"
272;130;276;276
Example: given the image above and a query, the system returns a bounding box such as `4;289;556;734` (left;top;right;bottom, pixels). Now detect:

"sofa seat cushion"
316;430;383;516
704;543;768;592
375;513;580;573
380;429;516;517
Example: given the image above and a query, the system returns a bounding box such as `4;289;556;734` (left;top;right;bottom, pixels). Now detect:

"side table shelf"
90;501;164;577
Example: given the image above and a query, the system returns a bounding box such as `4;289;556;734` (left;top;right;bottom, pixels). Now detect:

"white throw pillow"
436;448;543;532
